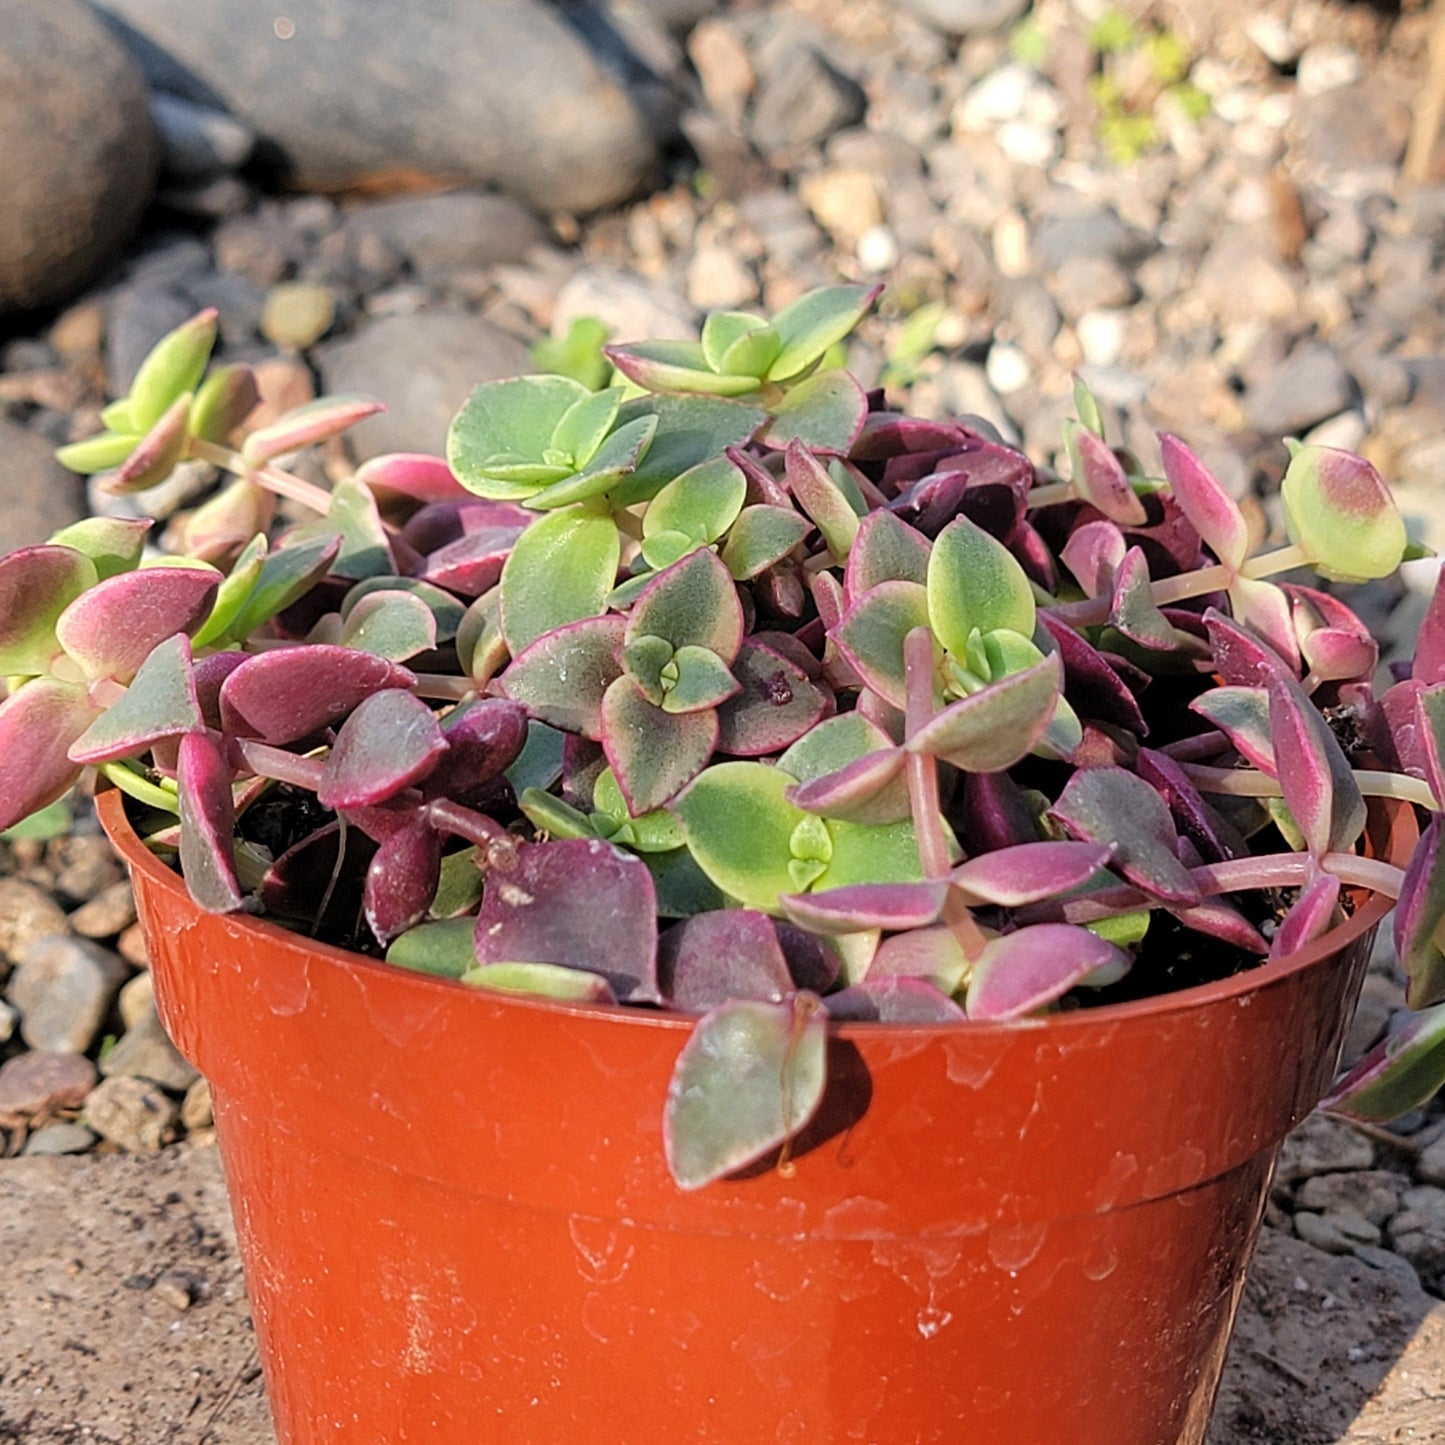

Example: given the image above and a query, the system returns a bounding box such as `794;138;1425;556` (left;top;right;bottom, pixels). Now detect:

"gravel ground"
3;0;1445;1436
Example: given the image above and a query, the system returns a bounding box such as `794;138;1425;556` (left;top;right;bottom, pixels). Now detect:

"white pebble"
957;64;1033;129
986;342;1032;395
997;121;1060;168
856;225;900;275
1075;310;1127;368
1297;44;1362;98
991;211;1032;278
1245;15;1299;67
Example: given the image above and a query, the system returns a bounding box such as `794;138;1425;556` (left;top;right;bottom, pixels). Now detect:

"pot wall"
102;791;1409;1445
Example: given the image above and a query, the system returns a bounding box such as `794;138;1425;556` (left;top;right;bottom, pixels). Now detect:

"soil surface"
2;1139;1441;1445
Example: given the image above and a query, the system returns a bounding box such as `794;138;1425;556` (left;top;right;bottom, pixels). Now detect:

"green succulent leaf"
664;993;828;1190
927;515;1035;658
593;767;685;853
606;339;761;397
643;457;747;561
461;961;616;1003
766;284;879;381
720;504;811;580
817;817;926;891
447;374;593;499
549;386;624;468
219;533;342;644
54;432;142;475
830;580;932;711
46;518;150;582
1323;1002;1445;1122
189;535;268;650
190;363;261;446
518;786;596;840
342;577;465;644
69;634;202;766
601;677;719;815
500;504;621;653
431;847;485;918
661;645;740;714
1280;443;1407;583
627;547;744;660
386;918;477;978
287;479;393;579
0;545;99;677
701;311;779;376
762;369;869;453
337;591;438;661
532;315;613;391
907;653;1064;771
127;309;217;432
785;440;860;559
525;413;659;510
606;395;769;508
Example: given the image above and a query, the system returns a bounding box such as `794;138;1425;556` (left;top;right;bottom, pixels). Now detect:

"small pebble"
261;281;337;351
67;881;137;940
83;1075;179;1152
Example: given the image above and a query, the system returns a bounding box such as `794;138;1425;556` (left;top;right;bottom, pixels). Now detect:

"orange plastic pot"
100;790;1412;1445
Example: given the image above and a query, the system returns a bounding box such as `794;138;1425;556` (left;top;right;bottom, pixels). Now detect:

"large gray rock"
7;936;129;1055
0;0;159;312
92;0;664;214
0;420;87;553
892;0;1033;37
317;310;533;458
341;191;549;283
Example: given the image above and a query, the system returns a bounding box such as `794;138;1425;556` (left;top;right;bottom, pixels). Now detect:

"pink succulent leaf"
1267;672;1365;856
809;568;847;634
1383;679;1429;782
1228;577;1300;674
1060;520;1126;598
318;689;448;810
760;368;869;453
779;881;949;935
949;841;1115;907
663;993;827;1191
600;675;719;815
354;452;468;508
100;394;192;494
723;444;790;508
1270;872;1341;960
0;679;95;832
1280;443;1406;583
364;816;444;946
473;836;660;1004
68;634;203;766
1050;766;1200;904
1108;546;1175;650
1189;687;1276;774
1166;897;1268;954
0;545;98;676
170;477;276;566
831;580;934;711
1202;608;1292;687
1392;813;1445;1010
54;566;219;684
498;616;626;739
1300;625;1377;685
1137;748;1248;864
1157;433;1249;572
1418;685;1445;817
176;731;243;914
241;395;385;468
1414;578;1445;685
423;699;529;802
824;978;966;1023
869;926;970;993
843;509;931;603
1064;420;1147;525
626;547;744;661
906;654;1063;772
784;438;860;558
219;646;416;745
786;746;909;825
1037;615;1149;736
1320;1001;1445;1123
656;910;793;1012
715;641;831;757
966;924;1129;1019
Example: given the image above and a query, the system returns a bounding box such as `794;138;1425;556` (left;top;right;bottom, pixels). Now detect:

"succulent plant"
3;293;1442;1190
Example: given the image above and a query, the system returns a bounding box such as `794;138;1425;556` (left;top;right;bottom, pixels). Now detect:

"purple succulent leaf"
1270;871;1341;960
774;921;840;993
626;547;744;661
663;993;828;1190
656;910;794;1011
1157;433;1249;572
414;522;529;598
949;841;1115;907
1137;748;1248;864
724;445;791;508
176;731;244;914
830;580;931;710
1037;615;1149;736
1012;518;1059;593
1383;679;1429;782
906;654;1063;772
784;439;860;558
601;675;719;815
824;978;966;1023
257;821;377;929
760;369;869;453
1109;546;1175;650
715;640;831;756
364;816;444;946
1167;897;1268;955
68;634;203;766
843;508;931;603
786;746;909;824
1060;519;1126;598
1418;686;1445;818
0;545;98;676
100;394;192;494
1321;1001;1445;1123
317;689;447;810
55;567;220;684
869;926;970;993
779;880;949;935
192;652;248;731
1228;577;1301;674
498;616;626;740
1189;686;1276;774
1064;420;1147;525
1267;672;1365;857
966;924;1129;1019
219;646;416;745
1392;813;1445;1010
241;395;385;469
1414;578;1445;686
473;836;660;1004
423;699;529;801
809;568;847;634
1050;766;1201;904
958;770;1044;852
886;434;1034;540
0;679;95;832
355;452;470;508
